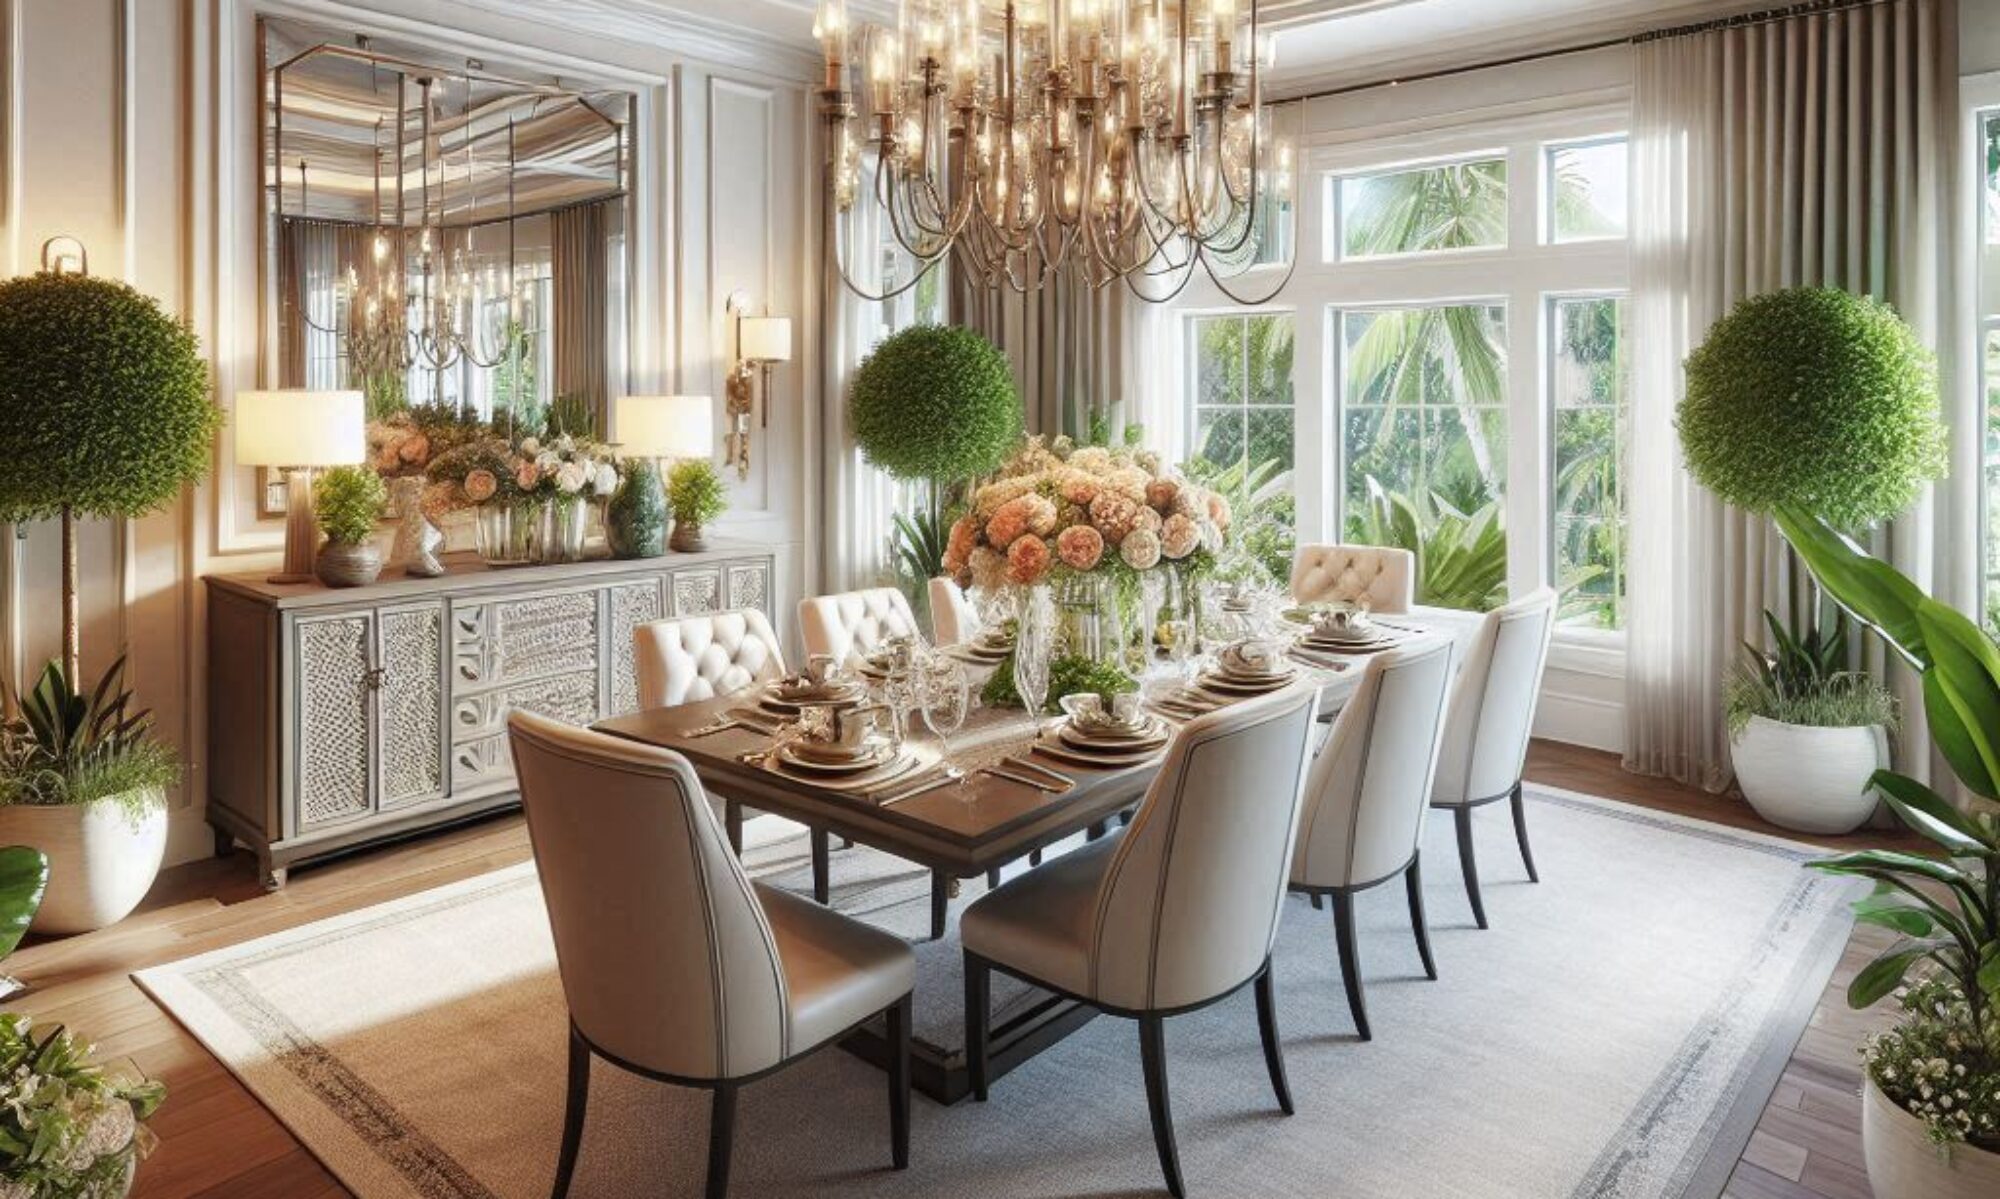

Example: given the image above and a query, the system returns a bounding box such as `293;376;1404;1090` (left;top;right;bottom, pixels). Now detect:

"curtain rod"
1278;0;1890;103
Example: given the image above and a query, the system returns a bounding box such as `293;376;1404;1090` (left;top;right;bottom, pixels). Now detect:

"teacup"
1061;692;1144;734
1311;606;1374;640
805;653;843;687
798;702;890;756
1220;639;1282;676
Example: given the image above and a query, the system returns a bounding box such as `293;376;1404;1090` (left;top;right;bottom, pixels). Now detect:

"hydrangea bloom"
1161;513;1201;560
1056;524;1105;571
1120;527;1163;570
1007;534;1052;585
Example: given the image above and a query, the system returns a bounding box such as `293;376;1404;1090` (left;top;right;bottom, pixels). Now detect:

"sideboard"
205;545;775;887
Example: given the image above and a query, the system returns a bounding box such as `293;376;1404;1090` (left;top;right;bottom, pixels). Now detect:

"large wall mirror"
261;18;635;513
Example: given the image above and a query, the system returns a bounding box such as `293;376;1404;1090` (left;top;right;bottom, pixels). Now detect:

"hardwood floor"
4;741;1913;1198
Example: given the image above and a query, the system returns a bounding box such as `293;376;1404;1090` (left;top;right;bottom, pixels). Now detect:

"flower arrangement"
426;433;619;511
365;403;492;481
0;1013;165;1199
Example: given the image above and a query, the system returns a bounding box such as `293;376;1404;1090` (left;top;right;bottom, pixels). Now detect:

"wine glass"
920;655;970;761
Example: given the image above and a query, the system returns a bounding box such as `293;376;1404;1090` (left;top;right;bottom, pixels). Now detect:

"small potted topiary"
666;459;727;553
312;465;388;587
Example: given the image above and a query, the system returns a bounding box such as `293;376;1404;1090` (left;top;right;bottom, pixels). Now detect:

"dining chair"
1289;544;1416;613
1428;587;1558;929
508;710;917;1199
928;576;978;647
961;686;1318;1199
798;586;922;665
1289;637;1455;1041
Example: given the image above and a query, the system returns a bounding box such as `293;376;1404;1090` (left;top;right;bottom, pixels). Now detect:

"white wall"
0;0;823;869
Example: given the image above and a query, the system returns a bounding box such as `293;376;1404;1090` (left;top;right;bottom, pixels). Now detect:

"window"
1547;138;1629;242
1983;110;2000;631
1334;155;1508;260
1188;313;1296;472
1550;295;1630;628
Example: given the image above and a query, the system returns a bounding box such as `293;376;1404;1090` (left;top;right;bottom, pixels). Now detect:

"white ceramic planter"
1864;1076;2000;1198
1729;716;1887;835
0;790;166;934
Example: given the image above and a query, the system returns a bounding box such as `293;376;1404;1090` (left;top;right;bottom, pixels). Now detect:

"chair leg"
1119;808;1134;827
1253;964;1295;1116
549;1026;590;1199
812;830;831;905
1510;783;1539;883
886;994;912;1170
705;1085;737;1199
1331;892;1371;1041
986;867;1001;889
1309;892;1324;911
1453;806;1489;930
1138;1016;1186;1198
1405;855;1437;981
965;955;992;1102
724;801;743;855
930;872;948;940
1029;848;1043;866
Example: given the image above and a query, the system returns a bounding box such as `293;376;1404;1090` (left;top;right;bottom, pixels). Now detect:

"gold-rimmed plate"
775;739;899;775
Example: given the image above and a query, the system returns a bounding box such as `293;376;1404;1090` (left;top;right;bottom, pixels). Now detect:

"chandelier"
815;0;1297;304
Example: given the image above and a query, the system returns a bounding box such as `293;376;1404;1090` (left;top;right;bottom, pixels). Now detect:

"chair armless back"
797;587;920;664
633;608;787;709
1293;637;1455;890
1290;544;1417;613
1087;687;1318;1012
1431;588;1558;806
929;576;978;647
507;710;791;1081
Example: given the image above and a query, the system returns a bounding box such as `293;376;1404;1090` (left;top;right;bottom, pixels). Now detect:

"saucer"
777;739;897;774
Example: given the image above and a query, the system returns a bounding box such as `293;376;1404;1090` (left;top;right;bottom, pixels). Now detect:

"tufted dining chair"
928;576;978;647
1429;587;1558;929
1290;543;1416;613
1290;637;1455;1040
961;686;1318;1199
798;587;922;665
509;711;917;1199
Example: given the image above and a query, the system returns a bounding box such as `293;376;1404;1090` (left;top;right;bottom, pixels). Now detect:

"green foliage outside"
0;657;176;817
1680;288;1944;530
1348;477;1509;613
490;320;542;433
313;466;387;545
0;1012;167;1193
1182;456;1294;590
667;459;728;525
849;325;1021;484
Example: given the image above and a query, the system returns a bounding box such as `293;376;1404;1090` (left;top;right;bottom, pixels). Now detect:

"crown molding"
455;0;826;84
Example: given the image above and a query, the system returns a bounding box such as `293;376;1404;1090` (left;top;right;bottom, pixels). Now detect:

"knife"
980;765;1067;792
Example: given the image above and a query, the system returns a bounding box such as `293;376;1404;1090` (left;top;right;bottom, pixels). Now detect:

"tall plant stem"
60;505;79;680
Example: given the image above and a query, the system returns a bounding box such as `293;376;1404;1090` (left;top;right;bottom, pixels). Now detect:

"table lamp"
614;395;715;556
236;389;365;583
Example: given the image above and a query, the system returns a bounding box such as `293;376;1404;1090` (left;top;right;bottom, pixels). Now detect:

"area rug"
135;787;1858;1199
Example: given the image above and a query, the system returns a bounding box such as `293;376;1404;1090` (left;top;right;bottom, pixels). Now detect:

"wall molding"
458;0;823;84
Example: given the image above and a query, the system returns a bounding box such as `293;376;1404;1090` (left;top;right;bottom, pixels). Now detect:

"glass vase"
541;495;589;564
473;501;537;567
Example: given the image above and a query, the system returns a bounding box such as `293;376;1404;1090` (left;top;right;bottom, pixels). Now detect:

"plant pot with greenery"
667;458;726;553
313;465;387;587
0;1013;166;1198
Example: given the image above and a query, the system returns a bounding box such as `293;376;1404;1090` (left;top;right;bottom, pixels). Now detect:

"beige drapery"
276;217;365;390
951;261;1138;441
551;200;613;425
1624;0;1959;791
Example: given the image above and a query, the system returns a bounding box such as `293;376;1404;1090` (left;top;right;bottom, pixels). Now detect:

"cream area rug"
136;788;1857;1199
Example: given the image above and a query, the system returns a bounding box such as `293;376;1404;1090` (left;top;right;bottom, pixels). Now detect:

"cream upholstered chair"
798;587;922;664
1290;637;1455;1040
508;711;916;1199
961;687;1318;1199
1429;587;1558;929
1290;543;1416;613
928;576;977;647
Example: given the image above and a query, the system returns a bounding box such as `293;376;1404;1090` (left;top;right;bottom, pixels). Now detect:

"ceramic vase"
316;540;383;587
1730;716;1887;834
606;459;668;559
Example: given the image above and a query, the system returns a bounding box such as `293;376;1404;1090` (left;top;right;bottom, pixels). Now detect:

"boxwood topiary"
313;466;386;546
848;324;1021;483
1678;287;1944;529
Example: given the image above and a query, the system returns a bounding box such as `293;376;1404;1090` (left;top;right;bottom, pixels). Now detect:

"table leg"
930;872;948;940
725;801;744;855
812;831;831;905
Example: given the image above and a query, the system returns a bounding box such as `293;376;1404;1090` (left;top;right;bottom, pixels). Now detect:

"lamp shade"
616;395;714;459
235;389;365;468
738;316;793;363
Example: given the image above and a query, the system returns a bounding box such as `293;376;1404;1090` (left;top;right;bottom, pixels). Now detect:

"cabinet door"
606;578;665;716
292;612;375;831
725;560;772;615
377;603;447;809
672;568;723;616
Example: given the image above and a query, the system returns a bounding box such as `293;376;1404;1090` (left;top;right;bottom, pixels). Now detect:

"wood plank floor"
4;741;1917;1198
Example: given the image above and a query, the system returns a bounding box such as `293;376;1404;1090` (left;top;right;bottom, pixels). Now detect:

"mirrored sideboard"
205;546;774;888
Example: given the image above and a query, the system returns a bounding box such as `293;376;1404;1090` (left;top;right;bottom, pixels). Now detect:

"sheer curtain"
1624;0;1957;790
953;263;1147;440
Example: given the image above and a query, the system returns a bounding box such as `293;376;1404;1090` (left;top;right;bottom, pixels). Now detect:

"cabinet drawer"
453;590;600;693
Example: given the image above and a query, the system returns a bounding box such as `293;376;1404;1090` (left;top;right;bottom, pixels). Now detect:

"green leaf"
1869;770;1993;855
1774;505;1929;667
1913;599;2000;799
0;846;47;961
1848;944;1930;1008
1978;950;2000;998
1851;891;1937;937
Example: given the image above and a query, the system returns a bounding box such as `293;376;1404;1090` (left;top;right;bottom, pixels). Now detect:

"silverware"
879;769;961;805
980;765;1066;792
688;719;743;738
1003;755;1073;787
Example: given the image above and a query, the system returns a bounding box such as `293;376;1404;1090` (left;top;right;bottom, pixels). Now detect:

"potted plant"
606;457;668;559
666;458;727;553
1723;607;1899;833
312;466;387;587
0;1013;166;1198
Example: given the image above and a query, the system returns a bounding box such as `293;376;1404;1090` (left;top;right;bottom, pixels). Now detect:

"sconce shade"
739;316;793;363
617;394;714;459
234;390;364;468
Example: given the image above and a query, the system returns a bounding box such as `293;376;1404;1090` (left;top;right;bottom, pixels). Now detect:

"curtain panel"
551;200;613;424
950;263;1147;442
1625;0;1959;791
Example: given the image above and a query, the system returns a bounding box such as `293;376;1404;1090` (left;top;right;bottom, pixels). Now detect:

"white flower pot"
0;791;167;934
1864;1076;2000;1198
1729;716;1886;835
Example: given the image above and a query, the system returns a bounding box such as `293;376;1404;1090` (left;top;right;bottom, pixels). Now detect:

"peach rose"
398;431;432;465
1206;491;1233;531
515;461;542;492
943;514;980;575
1131;506;1163;537
1024;493;1059;536
987;496;1035;549
1120;528;1163;571
970;546;1009;592
1060;475;1100;508
1161;513;1200;560
462;469;499;504
1146;478;1180;512
1088;492;1142;545
1056;525;1105;571
1007;534;1053;586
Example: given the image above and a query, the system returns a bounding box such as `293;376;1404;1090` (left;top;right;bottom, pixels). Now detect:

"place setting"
1033;692;1174;770
757;653;870;717
943;621;1015;667
1292;605;1404;662
756;701;932;795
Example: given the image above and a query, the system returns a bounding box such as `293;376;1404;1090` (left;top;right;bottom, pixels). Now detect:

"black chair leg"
965;955;992;1101
724;801;743;855
812;830;831;905
1310;893;1324;911
986;867;1001;889
930;873;948;940
886;994;912;1169
1253;964;1294;1116
1406;855;1437;981
705;1085;737;1199
1331;892;1370;1041
1138;1015;1186;1199
1453;806;1489;930
1029;848;1043;866
1510;783;1539;883
550;1026;590;1199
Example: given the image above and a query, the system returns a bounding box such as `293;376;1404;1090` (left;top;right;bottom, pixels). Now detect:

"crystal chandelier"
815;0;1297;303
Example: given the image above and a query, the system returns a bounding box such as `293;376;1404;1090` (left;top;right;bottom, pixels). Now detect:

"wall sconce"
723;291;793;481
40;236;88;275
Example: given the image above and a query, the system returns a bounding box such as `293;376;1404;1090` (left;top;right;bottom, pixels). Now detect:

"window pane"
1194;407;1246;467
1194;316;1246;408
1548;139;1628;242
1339;157;1507;259
1246;314;1294;406
1551;296;1630;629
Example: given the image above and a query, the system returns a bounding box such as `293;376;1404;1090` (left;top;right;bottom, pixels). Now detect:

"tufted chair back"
929;576;979;647
1290;544;1416;613
798;587;921;664
508;710;791;1080
1431;588;1558;807
634;608;786;710
1086;686;1317;1012
1292;637;1455;891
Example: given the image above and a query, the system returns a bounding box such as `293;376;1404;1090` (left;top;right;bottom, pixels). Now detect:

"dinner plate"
761;685;866;715
775;739;898;775
771;752;923;793
786;735;894;765
1212;664;1296;685
1035;739;1169;770
1058;721;1169;753
1299;633;1399;653
1197;672;1293;696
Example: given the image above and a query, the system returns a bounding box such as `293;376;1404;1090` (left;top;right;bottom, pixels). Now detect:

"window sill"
1550;627;1625;679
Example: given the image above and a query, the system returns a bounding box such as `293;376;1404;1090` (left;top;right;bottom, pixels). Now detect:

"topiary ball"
0;272;217;523
1678;287;1943;529
849;324;1021;483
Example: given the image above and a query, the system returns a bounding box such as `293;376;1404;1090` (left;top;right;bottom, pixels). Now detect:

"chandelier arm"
826;177;949;302
1194;239;1301;308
